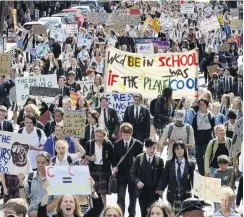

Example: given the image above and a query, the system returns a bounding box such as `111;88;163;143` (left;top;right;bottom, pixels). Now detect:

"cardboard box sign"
130;8;141;16
217;44;230;52
29;86;60;97
0;53;11;76
33;25;48;35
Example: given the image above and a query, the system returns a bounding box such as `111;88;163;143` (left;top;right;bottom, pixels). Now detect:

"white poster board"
77;80;94;97
77;37;92;49
199;16;220;33
50;28;64;42
99;93;135;121
193;171;222;203
0;131;30;175
46;166;91;195
181;5;195;14
136;44;154;55
16;74;58;106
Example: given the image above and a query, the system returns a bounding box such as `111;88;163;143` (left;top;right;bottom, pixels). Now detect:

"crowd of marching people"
0;0;243;217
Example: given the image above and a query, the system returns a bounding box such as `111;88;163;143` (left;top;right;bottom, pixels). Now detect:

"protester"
147;201;174;217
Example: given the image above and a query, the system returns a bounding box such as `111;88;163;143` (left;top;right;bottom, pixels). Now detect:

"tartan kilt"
172;199;182;215
90;165;110;194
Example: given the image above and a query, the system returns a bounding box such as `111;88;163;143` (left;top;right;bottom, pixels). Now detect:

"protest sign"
77;80;94;97
229;117;243;159
207;65;218;77
86;12;141;25
50;28;64;42
0;131;30;175
63;24;79;35
129;7;140;16
63;110;86;138
46;166;91;195
199;16;220;33
231;19;243;30
194;171;221;203
104;46;198;99
217;44;230;52
152;18;160;33
158;12;177;30
181;5;194;14
136;44;154;55
35;44;50;58
103;24;126;35
16;74;58;106
32;25;47;35
77;37;92;49
99;93;135;121
29;86;60;97
218;16;224;25
0;53;11;76
7;49;16;66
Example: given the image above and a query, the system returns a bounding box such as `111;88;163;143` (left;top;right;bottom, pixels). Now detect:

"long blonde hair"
103;204;123;217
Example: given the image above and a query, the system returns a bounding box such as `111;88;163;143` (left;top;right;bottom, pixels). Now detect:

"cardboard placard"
0;53;11;76
50;28;64;42
199;16;220;33
217;44;230;52
77;80;94;97
29;86;60;97
46;166;91;195
32;25;47;35
181;5;195;14
136;43;154;54
63;110;86;138
0;131;30;175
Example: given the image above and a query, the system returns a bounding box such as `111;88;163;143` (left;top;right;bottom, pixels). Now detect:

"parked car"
61;8;85;26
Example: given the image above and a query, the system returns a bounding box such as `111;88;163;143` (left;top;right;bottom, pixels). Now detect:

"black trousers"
117;173;137;217
195;144;208;176
139;188;159;217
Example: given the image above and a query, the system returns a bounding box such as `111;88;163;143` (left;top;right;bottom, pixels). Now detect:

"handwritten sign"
207;65;218;76
33;25;47;35
16;74;58;106
77;80;94;97
46;166;91;195
229;117;243;159
29;86;60;97
35;44;50;58
158;12;177;31
63;110;86;138
0;131;30;175
199;16;220;33
181;5;194;14
194;171;221;203
217;44;230;52
136;44;154;54
104;46;198;99
99;93;135;121
50;28;64;42
86;12;141;25
231;19;243;30
0;53;11;76
77;37;92;49
103;24;126;35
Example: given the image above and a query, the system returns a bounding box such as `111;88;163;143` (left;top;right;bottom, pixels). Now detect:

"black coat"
80;124;101;149
59;85;70;107
123;105;150;142
232;81;243;99
130;153;164;197
0;79;15;108
207;79;224;101
153;97;173;129
113;138;143;183
162;159;195;204
85;139;113;178
2;120;14;132
95;107;120;137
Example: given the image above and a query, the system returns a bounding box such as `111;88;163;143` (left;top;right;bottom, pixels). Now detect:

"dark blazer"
59;85;70;107
80;124;101;149
2;120;14;132
85;139;113;178
42;59;57;75
95;107;120;137
153;97;173;129
221;76;234;93
113;138;143;183
0;79;15;108
162;159;195;205
44;120;56;137
130;153;164;197
123;105;150;142
232;81;243;99
207;79;224;101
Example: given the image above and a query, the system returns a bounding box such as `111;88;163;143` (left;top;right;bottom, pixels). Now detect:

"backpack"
168;124;191;143
18;128;42;142
150;96;160;117
51;155;72;165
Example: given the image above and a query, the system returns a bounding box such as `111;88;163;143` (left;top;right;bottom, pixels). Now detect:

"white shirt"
0;121;3;130
134;105;141;118
99;108;108;126
20;127;47;169
146;154;154;164
90;124;97;138
94;142;103;165
175;158;185;177
54;153;80;166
